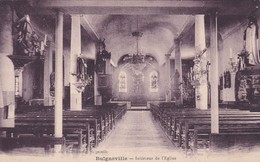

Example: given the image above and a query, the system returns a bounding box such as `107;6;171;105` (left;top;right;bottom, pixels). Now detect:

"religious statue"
240;15;260;68
96;39;111;73
71;56;92;93
13;15;47;56
189;48;208;86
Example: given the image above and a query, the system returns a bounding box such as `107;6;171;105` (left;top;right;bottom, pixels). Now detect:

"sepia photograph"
1;0;260;162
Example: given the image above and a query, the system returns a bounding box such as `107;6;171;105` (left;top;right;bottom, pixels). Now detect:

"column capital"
70;14;83;18
56;10;64;16
56;11;64;25
195;14;205;17
14;67;24;76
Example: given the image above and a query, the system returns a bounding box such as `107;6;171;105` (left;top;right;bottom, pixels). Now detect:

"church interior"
1;0;260;160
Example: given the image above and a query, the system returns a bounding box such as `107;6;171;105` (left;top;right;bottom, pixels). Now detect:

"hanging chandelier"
124;16;145;64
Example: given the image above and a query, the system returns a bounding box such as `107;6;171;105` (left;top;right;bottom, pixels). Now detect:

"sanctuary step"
128;106;149;111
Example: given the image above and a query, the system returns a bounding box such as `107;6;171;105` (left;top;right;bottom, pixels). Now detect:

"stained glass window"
119;71;127;92
150;71;159;92
15;76;19;96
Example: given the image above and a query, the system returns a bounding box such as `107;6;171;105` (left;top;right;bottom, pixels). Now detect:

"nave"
96;110;178;155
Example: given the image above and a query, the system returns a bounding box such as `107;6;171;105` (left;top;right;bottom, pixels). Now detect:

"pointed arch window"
119;71;127;92
15;76;19;96
150;71;159;92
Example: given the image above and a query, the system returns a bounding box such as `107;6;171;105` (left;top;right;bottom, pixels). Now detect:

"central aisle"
96;111;180;156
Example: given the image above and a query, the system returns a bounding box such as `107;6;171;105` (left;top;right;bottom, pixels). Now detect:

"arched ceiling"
84;15;192;65
80;14;251;66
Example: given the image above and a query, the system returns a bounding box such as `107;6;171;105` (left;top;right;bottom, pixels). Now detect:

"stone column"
70;15;82;111
94;71;102;105
165;54;171;102
0;72;3;108
44;41;54;106
194;15;208;110
64;50;70;87
174;38;183;105
54;11;64;138
210;12;219;134
105;59;111;74
0;4;13;54
0;3;15;128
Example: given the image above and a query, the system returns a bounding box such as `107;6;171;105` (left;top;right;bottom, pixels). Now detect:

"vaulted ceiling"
84;15;192;65
14;0;260;66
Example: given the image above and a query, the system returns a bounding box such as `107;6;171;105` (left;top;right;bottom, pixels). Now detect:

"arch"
149;70;159;92
117;54;130;66
118;71;127;92
117;54;158;66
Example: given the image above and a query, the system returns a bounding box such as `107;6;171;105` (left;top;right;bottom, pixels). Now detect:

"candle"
43;34;47;45
40;41;44;51
229;48;233;59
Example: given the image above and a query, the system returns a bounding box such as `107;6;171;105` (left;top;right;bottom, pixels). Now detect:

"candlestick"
43;34;47;45
40;41;44;51
229;48;233;59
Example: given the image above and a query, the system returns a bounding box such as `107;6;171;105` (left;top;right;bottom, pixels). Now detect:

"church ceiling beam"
167;15;194;56
80;16;99;42
176;15;195;39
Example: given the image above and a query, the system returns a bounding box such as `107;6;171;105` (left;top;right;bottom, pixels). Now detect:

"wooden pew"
0;136;65;152
178;117;260;154
194;123;260;153
13;109;109;152
151;103;251;139
171;111;260;143
150;102;260;154
170;111;260;140
15;104;118;138
1;103;127;153
17;110;103;139
210;132;260;151
103;103;127;125
151;102;257;137
14;114;98;153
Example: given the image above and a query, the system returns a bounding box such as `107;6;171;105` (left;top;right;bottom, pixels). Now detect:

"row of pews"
0;103;127;153
151;102;260;154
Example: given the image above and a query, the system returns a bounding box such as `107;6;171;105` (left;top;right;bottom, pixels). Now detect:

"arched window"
15;76;19;96
150;71;159;92
119;71;127;92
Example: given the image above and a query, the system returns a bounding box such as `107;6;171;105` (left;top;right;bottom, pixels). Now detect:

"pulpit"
98;74;112;103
